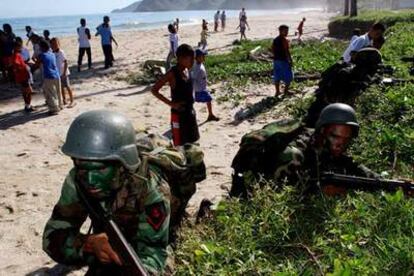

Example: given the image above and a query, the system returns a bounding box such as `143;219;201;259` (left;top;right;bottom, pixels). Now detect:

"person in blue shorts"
272;25;294;97
192;49;219;122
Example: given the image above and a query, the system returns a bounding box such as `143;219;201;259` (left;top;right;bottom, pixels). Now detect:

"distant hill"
112;1;142;13
114;0;323;12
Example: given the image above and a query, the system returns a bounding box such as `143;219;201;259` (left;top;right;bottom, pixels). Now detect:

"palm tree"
350;0;357;16
344;0;350;15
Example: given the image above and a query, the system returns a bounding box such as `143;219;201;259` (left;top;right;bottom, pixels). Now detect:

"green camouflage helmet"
315;103;359;136
62;110;140;171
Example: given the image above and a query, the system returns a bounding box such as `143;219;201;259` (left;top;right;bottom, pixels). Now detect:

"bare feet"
207;115;220;122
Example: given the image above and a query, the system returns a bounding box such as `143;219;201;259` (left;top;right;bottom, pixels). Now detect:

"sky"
0;0;136;18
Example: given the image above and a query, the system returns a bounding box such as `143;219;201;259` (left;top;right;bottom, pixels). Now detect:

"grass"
205;39;346;84
173;19;414;275
331;9;414;26
124;39;347;89
328;9;414;38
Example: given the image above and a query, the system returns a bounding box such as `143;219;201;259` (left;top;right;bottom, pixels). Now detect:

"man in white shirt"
51;38;75;107
342;23;385;63
77;18;92;72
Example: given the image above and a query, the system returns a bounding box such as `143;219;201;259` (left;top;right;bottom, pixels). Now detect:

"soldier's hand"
83;233;123;266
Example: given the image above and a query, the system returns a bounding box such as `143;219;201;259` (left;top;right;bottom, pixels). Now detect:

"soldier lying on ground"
231;103;378;198
43;110;170;275
304;48;382;128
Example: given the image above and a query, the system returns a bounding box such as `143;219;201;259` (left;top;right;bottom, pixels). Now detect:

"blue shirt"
96;24;112;45
39;51;60;79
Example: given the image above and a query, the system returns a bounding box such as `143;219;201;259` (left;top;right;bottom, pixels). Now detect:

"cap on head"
315;103;359;137
62;110;140;171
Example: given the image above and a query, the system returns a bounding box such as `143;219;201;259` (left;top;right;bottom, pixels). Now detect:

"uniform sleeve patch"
145;202;167;231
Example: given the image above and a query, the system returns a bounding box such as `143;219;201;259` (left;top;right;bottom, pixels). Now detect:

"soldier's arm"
42;170;90;265
133;173;170;274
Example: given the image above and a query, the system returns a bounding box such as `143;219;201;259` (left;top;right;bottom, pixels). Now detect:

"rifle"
401;57;414;63
319;172;414;195
381;77;414;86
75;182;149;276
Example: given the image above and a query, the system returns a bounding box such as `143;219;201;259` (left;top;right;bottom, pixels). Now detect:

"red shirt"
12;53;29;83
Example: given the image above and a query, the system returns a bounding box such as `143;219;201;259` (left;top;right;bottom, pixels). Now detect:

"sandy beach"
0;11;332;275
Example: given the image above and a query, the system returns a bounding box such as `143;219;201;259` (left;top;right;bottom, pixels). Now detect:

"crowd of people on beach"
0;16;123;115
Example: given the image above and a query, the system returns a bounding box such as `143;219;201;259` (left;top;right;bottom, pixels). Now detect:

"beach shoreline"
0;11;333;275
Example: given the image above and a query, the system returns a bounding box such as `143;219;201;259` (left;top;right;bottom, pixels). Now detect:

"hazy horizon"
0;0;136;19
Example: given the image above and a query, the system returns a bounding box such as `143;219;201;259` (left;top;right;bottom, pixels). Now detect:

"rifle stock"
75;182;149;276
320;172;414;195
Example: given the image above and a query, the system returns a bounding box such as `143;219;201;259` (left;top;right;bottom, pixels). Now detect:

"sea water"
0;8;320;38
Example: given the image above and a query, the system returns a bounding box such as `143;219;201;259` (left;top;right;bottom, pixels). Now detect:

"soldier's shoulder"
58;169;80;206
129;167;170;206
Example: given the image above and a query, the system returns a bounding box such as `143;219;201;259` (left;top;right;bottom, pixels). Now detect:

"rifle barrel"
320;173;414;193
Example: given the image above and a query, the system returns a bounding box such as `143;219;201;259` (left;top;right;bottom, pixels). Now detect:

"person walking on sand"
152;44;200;147
199;21;209;50
272;25;293;97
221;11;226;31
77;18;92;72
192;49;219;122
236;15;250;41
51;38;75;107
12;39;35;112
36;39;61;115
214;11;220;32
96;16;118;69
166;23;179;70
296;17;306;41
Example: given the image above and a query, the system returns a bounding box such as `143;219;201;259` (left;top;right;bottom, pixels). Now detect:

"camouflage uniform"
231;104;377;197
271;128;376;188
305;48;382;128
42;110;172;275
43;166;170;275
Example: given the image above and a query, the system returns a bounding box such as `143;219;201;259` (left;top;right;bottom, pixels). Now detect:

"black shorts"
171;108;200;146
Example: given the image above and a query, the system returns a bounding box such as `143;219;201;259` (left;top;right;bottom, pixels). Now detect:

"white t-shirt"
54;49;70;76
77;26;91;48
192;62;207;92
342;33;372;63
169;33;178;53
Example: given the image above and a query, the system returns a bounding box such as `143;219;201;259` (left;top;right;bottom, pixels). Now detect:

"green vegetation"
124;39;346;89
332;9;414;26
205;39;346;84
174;19;414;274
381;22;414;78
350;22;414;178
328;9;414;38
